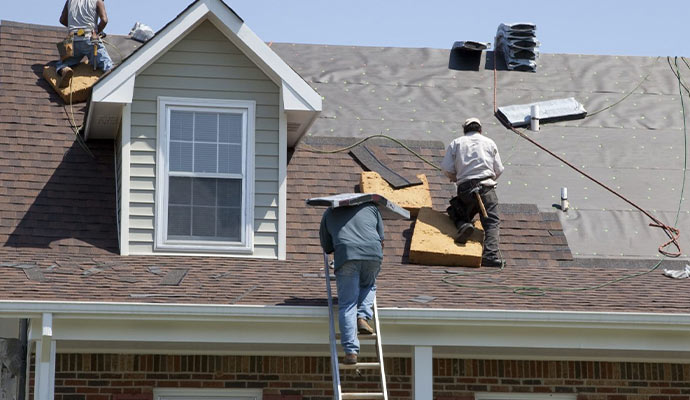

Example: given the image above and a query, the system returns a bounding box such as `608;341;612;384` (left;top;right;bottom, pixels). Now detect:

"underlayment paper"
273;44;689;260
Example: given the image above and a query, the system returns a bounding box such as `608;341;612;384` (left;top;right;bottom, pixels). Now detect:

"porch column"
34;313;56;400
413;346;433;400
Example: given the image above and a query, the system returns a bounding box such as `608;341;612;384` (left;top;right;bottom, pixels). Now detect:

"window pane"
217;179;242;207
192;178;216;206
170;142;193;172
219;113;242;144
169;177;191;205
195;112;218;142
167;177;243;242
192;206;216;237
194;143;217;173
218;144;242;174
217;207;241;240
168;205;191;236
170;111;193;141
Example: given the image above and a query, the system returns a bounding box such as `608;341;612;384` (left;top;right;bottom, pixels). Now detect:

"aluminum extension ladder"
323;252;389;400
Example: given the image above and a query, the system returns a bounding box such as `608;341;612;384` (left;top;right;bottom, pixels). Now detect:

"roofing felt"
269;43;690;261
1;21;690;313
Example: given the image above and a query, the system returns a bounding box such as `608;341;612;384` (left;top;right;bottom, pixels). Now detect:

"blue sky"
6;0;690;57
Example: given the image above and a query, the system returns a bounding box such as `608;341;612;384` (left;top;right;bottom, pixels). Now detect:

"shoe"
357;318;375;335
454;223;475;244
481;257;503;267
58;67;73;88
344;353;358;365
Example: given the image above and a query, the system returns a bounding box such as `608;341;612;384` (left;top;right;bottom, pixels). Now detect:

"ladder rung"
336;333;377;340
339;362;381;370
342;393;385;399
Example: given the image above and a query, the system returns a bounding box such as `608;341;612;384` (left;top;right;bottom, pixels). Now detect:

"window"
154;389;262;400
156;97;255;252
475;394;576;400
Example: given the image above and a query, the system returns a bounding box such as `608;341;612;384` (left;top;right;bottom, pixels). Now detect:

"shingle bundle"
495;23;539;72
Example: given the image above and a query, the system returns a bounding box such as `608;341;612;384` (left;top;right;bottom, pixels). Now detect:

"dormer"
84;0;321;259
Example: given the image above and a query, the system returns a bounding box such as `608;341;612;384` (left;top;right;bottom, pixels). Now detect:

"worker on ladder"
442;117;505;267
56;0;114;88
319;202;384;365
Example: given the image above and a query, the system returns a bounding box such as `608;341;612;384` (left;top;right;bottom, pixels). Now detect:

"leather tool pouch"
57;34;74;61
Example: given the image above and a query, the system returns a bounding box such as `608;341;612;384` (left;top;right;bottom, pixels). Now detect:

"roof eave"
4;301;690;361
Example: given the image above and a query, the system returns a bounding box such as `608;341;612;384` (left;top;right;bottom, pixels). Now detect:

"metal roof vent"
495;22;540;72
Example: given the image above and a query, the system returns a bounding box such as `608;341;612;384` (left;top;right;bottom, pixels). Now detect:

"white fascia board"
205;1;321;112
91;0;321;115
95;75;135;104
7;302;690;359
2;301;690;329
91;1;212;104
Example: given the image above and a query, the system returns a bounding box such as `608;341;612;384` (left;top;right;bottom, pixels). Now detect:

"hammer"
467;185;488;219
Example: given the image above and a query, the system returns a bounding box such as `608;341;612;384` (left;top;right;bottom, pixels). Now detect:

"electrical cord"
60;34;128;159
444;56;689;295
299;134;443;172
302;53;686;295
585;56;660;118
63;74;95;159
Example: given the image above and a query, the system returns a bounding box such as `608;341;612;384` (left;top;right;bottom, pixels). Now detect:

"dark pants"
447;181;500;260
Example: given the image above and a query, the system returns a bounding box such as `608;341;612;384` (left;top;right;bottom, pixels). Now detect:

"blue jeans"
56;38;113;73
335;259;381;355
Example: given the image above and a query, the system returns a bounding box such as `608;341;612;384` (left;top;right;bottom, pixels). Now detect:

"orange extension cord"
491;52;682;257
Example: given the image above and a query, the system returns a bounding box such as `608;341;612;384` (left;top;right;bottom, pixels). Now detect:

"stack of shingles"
495;23;540;72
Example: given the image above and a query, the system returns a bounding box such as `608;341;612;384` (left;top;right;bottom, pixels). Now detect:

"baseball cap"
462;117;481;128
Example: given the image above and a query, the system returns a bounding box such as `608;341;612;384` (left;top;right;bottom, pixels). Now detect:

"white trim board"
154;388;262;400
154;96;255;254
476;394;576;400
86;0;320;139
5;301;690;362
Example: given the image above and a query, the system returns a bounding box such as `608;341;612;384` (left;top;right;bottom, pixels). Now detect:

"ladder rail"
325;252;388;400
372;297;389;400
324;252;342;400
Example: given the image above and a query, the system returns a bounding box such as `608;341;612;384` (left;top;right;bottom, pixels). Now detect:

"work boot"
58;66;73;88
454;222;475;244
357;318;375;335
344;353;358;365
481;257;503;268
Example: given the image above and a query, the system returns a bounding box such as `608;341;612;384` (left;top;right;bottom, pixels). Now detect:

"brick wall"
31;355;690;400
33;354;410;400
434;360;690;400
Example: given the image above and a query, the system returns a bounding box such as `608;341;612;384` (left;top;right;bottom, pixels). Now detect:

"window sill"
154;242;254;254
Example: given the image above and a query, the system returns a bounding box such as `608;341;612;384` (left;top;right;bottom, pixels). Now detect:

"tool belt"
57;33;74;61
57;29;95;61
457;179;484;194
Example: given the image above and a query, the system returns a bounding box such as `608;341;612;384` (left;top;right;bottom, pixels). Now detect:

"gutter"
1;300;690;330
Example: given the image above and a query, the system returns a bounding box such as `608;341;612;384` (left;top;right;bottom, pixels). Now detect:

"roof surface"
270;43;690;261
0;21;689;313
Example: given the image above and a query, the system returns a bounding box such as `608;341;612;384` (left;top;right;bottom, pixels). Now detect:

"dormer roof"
85;0;321;146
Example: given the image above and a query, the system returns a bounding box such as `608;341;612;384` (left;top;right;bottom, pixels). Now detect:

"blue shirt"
319;203;384;268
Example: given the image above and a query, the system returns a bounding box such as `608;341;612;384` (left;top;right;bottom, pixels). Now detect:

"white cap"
462;117;481;128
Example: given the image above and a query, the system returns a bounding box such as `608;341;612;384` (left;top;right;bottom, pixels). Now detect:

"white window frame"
475;394;576;400
154;388;262;400
155;96;255;253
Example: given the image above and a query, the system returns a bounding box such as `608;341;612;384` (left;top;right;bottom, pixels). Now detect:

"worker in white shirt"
441;118;505;267
56;0;114;88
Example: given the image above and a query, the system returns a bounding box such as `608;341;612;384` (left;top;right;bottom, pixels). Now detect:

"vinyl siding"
115;131;122;249
128;20;280;258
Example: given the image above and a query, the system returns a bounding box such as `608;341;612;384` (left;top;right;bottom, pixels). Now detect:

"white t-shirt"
441;131;505;186
67;0;98;36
